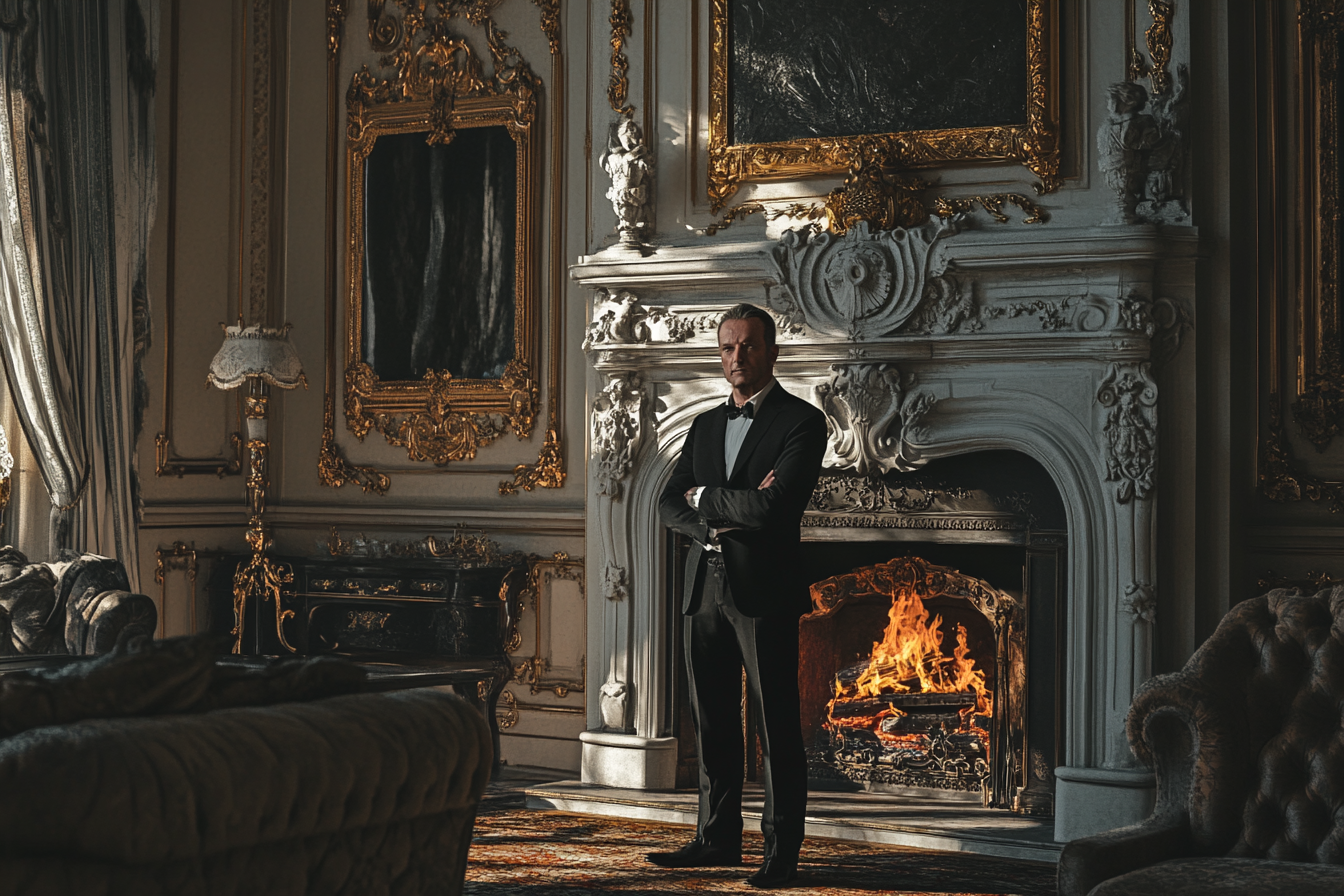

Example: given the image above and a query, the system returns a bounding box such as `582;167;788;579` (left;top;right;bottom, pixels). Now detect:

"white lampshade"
206;323;307;391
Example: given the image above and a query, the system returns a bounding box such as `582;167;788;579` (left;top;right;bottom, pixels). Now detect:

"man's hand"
758;470;775;490
685;486;698;502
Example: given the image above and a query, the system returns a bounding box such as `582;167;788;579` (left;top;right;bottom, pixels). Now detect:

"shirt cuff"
688;486;706;509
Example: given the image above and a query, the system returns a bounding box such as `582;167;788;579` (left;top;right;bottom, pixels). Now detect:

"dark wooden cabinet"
208;554;523;768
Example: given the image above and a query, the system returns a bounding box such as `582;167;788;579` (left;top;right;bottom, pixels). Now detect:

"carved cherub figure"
601;115;651;246
1098;81;1158;224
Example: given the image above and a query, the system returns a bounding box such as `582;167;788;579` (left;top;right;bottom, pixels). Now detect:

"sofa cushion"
0;688;491;863
1089;856;1344;896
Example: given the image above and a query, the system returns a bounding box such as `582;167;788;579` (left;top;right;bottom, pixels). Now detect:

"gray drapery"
0;0;157;589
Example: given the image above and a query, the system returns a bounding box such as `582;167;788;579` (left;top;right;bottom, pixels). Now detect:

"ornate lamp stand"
207;322;307;654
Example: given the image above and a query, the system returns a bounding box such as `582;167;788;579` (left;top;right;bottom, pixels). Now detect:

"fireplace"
667;450;1064;815
573;223;1195;840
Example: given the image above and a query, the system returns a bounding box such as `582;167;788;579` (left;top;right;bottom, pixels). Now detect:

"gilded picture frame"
706;0;1061;212
343;20;540;466
1260;2;1344;510
1288;4;1344;453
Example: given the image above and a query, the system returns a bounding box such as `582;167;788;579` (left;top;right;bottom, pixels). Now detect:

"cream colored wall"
138;0;590;772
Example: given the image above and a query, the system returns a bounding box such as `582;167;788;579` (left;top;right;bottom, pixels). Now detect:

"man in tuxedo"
648;303;827;888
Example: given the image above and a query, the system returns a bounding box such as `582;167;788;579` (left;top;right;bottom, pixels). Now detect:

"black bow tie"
726;398;754;420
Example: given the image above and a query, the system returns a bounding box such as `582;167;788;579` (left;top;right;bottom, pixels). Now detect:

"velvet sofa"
1059;587;1344;896
0;634;492;895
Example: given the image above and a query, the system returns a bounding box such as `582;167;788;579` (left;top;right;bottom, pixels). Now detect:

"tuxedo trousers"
684;553;806;857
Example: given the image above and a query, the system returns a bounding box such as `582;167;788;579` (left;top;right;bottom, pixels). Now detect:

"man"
649;303;827;888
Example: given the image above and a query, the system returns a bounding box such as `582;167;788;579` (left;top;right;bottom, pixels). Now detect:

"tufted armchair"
0;547;157;655
1058;587;1344;896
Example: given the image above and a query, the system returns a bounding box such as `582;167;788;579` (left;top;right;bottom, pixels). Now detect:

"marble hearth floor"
520;776;1061;865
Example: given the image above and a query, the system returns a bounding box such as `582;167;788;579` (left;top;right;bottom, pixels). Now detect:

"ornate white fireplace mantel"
571;220;1198;842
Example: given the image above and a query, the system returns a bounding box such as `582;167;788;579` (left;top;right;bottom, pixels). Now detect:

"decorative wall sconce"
207;321;307;653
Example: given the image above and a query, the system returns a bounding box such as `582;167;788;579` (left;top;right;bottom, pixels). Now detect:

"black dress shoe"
646;837;742;868
745;855;799;889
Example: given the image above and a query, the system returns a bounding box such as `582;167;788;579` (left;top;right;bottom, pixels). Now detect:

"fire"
826;584;992;746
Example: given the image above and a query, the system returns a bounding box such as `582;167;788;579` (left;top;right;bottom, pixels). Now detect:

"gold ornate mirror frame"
706;0;1061;212
343;14;540;466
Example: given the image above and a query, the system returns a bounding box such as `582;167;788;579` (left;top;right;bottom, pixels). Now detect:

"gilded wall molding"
154;541;197;638
511;552;585;695
707;0;1061;212
317;395;391;495
1260;4;1344;507
326;0;347;59
1290;2;1344;451
1127;1;1175;96
500;19;568;495
607;0;632;115
532;0;560;55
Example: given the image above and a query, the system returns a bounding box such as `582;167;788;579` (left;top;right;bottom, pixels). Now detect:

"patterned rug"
464;788;1057;895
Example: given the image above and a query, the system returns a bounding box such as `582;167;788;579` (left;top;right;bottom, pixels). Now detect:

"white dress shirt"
689;380;776;550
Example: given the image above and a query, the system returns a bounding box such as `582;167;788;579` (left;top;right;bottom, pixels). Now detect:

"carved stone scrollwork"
770;217;963;340
592;373;645;498
1123;581;1157;623
1098;363;1159;503
814;363;933;476
583;290;717;349
602;562;628;602
1115;294;1193;366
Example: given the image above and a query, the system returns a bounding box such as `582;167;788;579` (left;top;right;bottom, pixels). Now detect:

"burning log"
829;691;979;720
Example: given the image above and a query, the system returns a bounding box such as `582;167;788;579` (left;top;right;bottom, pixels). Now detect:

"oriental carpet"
464;785;1057;895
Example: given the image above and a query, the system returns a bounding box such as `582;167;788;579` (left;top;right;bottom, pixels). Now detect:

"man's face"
718;317;779;397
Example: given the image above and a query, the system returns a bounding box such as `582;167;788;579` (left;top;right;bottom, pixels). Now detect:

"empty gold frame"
707;0;1061;211
344;20;539;466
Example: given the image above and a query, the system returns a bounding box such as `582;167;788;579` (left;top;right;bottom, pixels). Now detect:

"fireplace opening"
666;450;1064;816
801;556;1013;804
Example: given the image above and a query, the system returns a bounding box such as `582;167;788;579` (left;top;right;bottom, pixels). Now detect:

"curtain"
0;0;157;590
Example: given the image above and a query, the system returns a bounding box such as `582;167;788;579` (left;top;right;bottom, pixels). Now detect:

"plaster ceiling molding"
768;217;963;340
591;372;645;499
1097;362;1158;503
814;363;934;476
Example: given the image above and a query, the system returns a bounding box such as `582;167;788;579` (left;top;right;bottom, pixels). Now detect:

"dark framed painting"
707;0;1061;210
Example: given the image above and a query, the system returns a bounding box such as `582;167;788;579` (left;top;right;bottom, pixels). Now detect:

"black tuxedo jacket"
659;383;827;618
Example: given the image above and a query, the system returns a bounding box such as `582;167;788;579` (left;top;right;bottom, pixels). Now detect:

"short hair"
718;303;776;346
